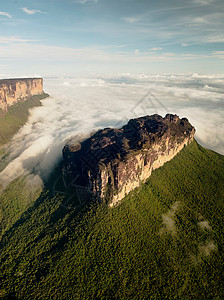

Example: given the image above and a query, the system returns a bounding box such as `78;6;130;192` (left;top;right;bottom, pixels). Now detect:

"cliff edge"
0;78;44;111
63;114;196;206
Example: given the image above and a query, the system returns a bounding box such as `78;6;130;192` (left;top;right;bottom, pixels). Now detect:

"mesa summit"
63;114;195;206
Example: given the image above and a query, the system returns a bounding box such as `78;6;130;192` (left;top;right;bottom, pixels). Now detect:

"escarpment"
62;114;195;206
0;78;44;111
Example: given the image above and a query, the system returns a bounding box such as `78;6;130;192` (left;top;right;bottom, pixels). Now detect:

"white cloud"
160;202;180;236
181;53;199;60
180;33;224;45
116;45;127;48
0;11;12;18
212;51;224;54
212;51;224;58
1;41;223;77
0;36;39;44
205;36;224;43
193;17;208;23
198;220;212;231
21;7;47;15
0;40;223;76
74;0;98;4
123;17;139;23
148;47;162;51
181;43;190;47
0;73;223;188
199;241;216;257
0;42;189;65
0;43;177;63
192;0;215;5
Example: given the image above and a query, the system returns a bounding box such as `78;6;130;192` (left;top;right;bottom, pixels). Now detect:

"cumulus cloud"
78;0;98;4
123;17;139;23
0;73;223;187
0;12;12;18
21;7;47;15
181;43;190;47
148;47;162;51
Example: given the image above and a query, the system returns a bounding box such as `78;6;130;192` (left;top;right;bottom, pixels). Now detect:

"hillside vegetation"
0;177;42;239
0;140;224;299
0;94;49;146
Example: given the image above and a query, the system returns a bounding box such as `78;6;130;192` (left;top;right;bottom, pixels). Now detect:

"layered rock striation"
63;114;195;206
0;78;44;111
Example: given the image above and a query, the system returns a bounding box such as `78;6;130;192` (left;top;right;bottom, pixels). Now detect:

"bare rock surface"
63;114;195;206
0;78;44;111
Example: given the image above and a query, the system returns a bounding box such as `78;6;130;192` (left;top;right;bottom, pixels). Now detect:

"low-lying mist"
0;73;223;187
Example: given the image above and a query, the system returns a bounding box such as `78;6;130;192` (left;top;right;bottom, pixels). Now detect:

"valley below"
0;139;224;299
0;74;224;299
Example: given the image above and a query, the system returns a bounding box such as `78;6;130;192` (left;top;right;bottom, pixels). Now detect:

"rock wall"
107;134;194;206
0;78;44;111
63;114;196;206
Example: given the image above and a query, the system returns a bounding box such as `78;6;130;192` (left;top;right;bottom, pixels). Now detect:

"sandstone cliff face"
0;78;44;111
63;114;195;206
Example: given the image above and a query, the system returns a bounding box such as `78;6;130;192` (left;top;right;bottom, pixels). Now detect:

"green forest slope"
0;140;224;299
0;93;49;147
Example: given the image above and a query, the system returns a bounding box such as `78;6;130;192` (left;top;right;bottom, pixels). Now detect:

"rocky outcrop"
62;114;195;206
0;78;44;111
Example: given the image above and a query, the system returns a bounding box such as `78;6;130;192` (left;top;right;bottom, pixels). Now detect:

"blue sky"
0;0;224;76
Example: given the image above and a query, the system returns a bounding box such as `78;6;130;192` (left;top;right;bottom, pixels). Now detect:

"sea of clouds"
0;73;223;187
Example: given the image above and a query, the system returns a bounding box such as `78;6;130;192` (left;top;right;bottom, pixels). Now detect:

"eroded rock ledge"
62;114;195;206
0;78;44;111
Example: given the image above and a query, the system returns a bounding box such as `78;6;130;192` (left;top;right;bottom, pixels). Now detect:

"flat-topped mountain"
63;114;195;206
0;78;44;111
1;117;224;299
